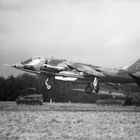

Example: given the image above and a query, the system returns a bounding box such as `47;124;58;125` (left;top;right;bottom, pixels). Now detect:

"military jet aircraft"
8;57;140;94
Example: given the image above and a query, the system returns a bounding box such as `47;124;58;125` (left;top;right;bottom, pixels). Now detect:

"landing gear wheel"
85;85;92;94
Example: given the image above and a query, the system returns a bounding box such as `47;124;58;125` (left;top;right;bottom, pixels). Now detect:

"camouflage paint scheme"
10;57;140;93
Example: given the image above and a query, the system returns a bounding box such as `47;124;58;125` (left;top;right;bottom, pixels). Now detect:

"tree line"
0;73;97;102
0;74;45;101
0;73;140;102
0;74;79;102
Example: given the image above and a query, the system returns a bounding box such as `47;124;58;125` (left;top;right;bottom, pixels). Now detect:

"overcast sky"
0;0;140;77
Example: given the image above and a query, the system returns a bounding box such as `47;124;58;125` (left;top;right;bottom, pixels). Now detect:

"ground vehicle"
16;88;43;105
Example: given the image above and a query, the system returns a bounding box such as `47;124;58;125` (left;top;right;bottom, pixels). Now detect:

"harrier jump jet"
9;57;140;94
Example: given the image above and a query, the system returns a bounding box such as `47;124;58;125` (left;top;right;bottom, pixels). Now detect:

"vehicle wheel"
85;85;92;94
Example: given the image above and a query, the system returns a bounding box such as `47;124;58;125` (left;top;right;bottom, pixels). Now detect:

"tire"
85;85;92;94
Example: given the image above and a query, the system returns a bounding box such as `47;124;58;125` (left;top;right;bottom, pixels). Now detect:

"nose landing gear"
45;78;52;90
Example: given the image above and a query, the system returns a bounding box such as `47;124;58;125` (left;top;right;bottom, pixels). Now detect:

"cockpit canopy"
21;57;45;65
20;57;66;67
21;58;32;65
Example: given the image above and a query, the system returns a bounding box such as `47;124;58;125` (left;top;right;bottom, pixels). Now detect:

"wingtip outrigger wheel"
45;78;52;90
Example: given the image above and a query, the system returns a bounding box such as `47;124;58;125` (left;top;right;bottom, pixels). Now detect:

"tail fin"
122;59;140;73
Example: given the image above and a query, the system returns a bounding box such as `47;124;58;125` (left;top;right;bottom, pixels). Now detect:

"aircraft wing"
40;69;84;79
66;63;105;77
40;62;105;81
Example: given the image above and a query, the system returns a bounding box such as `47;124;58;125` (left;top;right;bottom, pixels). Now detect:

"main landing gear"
45;76;100;94
85;77;100;94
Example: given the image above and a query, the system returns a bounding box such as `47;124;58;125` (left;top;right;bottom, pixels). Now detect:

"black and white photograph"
0;0;140;139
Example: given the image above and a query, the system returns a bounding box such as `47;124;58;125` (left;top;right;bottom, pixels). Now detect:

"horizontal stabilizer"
129;73;140;87
55;76;77;81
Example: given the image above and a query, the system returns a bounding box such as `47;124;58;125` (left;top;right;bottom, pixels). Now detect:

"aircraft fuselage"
10;57;140;94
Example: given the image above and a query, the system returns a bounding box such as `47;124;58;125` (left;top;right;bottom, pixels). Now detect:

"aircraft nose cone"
11;63;23;69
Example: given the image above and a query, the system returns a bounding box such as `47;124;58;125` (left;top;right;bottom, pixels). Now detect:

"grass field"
0;102;140;140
